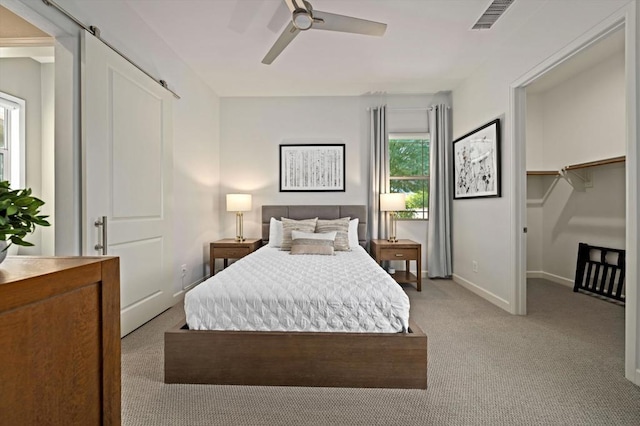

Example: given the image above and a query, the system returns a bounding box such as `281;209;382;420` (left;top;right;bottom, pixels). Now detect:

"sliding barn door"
81;31;174;336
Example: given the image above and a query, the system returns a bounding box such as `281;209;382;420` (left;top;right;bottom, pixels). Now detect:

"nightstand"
210;238;262;276
370;239;422;291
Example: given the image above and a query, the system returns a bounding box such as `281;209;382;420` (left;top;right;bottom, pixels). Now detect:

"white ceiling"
1;1;628;97
117;0;551;97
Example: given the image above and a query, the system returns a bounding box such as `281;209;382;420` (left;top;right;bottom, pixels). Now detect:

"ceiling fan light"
292;11;313;30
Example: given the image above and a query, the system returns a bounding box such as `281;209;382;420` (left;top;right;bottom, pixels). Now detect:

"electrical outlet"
181;264;187;277
472;261;478;273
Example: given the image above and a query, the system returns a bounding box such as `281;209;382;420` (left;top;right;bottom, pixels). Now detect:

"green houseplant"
0;181;50;261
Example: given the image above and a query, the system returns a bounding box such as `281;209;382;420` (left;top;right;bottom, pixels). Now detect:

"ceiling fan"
262;0;387;65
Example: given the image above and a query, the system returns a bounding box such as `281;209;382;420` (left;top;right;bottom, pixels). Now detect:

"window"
0;92;25;186
388;133;430;219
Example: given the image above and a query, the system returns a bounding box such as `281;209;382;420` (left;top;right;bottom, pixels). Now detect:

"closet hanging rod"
563;155;625;171
41;0;180;99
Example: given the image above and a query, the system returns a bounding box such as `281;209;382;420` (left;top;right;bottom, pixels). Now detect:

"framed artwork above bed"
279;144;345;192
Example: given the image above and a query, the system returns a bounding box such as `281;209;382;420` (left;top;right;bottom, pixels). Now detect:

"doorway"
511;10;638;385
525;28;626;292
0;5;56;256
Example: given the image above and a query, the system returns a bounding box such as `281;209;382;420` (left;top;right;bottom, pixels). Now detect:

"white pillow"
292;230;337;241
268;217;283;247
348;218;360;248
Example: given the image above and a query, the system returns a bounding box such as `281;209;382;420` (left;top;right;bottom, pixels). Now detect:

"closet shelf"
526;170;560;176
563;155;625;171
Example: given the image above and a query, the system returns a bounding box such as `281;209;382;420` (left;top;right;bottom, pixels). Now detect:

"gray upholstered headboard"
262;205;368;247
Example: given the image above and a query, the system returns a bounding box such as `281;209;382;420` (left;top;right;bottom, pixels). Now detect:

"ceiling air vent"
472;0;515;30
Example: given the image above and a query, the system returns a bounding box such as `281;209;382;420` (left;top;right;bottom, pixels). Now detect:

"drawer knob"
395;254;404;257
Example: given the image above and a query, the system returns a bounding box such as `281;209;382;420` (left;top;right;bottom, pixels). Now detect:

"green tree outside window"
389;134;429;219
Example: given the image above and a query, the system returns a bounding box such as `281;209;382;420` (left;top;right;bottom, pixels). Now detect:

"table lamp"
226;194;252;242
380;193;406;243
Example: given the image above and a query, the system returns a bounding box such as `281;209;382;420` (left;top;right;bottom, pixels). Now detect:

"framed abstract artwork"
453;119;501;199
279;144;345;192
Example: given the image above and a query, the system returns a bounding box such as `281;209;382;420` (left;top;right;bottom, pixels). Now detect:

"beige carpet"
121;278;640;425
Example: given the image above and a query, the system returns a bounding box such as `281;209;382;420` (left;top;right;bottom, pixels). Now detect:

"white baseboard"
172;276;207;304
526;270;544;279
452;274;511;312
527;270;573;288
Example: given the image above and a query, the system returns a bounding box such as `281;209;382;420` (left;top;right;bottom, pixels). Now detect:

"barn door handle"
94;216;108;255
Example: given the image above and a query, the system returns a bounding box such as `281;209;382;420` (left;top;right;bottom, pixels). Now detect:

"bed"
164;205;427;388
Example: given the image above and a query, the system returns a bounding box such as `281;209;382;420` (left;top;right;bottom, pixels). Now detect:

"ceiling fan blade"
262;21;300;64
284;0;306;14
312;11;387;36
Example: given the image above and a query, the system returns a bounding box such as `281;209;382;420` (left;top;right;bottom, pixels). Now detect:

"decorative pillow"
348;218;360;248
316;217;351;251
268;217;283;248
291;230;337;241
290;236;335;256
281;217;318;250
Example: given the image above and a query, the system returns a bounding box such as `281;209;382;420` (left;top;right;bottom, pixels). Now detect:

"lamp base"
388;212;399;243
235;212;245;243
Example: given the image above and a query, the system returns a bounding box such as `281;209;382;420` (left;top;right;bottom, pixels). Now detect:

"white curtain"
427;104;452;278
369;106;389;242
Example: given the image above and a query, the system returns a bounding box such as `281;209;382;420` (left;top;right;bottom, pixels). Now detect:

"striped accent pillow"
280;217;318;250
316;217;351;251
290;230;336;256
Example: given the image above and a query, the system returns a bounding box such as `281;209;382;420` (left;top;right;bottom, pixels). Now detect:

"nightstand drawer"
213;247;251;258
378;248;418;261
210;238;262;276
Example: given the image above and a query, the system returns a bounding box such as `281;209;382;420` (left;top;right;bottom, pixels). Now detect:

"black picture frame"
279;144;346;192
453;119;501;199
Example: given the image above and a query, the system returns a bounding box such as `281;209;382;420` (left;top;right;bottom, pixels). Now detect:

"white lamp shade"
380;193;406;211
226;194;252;212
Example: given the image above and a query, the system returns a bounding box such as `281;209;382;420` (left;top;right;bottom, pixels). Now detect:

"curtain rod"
41;0;180;99
366;106;450;111
389;107;430;112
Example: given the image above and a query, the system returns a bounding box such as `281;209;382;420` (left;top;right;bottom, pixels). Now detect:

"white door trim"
510;4;638;385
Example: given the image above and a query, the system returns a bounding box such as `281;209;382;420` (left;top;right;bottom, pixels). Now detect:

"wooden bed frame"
164;205;428;389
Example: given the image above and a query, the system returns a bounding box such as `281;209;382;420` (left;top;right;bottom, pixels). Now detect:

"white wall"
40;62;55;256
64;0;222;296
540;53;626;169
525;93;544;171
545;165;625;281
13;0;222;296
451;0;632;311
220;93;450;273
172;78;221;283
526;48;626;285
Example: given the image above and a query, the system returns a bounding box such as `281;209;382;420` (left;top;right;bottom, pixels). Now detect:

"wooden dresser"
0;256;121;426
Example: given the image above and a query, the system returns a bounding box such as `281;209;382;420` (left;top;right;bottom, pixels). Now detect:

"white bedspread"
185;246;410;333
